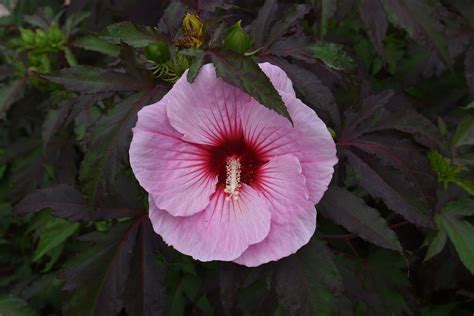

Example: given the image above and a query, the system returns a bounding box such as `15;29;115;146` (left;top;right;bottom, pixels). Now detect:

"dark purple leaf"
319;186;402;251
62;219;141;316
264;34;315;63
381;0;452;67
14;184;89;222
42;66;147;94
250;0;278;48
274;239;342;316
0;78;27;119
359;0;388;61
119;43;154;87
465;43;474;98
264;4;309;49
208;49;291;122
42;99;75;151
124;219;165;316
345;150;434;227
157;1;185;40
79;89;160;208
99;22;162;48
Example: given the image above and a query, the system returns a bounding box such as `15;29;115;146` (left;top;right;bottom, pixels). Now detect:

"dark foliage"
0;0;473;315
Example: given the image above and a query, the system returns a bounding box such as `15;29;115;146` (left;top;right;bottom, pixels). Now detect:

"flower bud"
224;21;252;54
176;13;205;48
144;41;170;64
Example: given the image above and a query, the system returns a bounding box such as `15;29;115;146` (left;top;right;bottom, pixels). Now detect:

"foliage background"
1;0;474;315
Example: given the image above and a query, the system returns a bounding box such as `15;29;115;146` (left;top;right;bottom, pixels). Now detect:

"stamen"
224;157;241;201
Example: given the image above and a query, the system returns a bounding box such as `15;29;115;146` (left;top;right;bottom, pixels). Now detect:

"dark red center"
206;134;266;187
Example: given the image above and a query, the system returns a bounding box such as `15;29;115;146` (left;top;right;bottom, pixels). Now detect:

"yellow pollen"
224;157;241;201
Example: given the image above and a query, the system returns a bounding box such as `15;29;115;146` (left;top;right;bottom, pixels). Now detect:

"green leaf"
435;199;474;274
319;186;402;251
42;66;146;93
275;239;343;315
100;21;161;48
311;42;355;71
428;151;462;188
452;117;474;147
208;49;291;122
181;48;205;83
0;78;27;119
72;35;120;57
423;229;447;262
0;294;38;316
453;178;474;196
33;217;79;262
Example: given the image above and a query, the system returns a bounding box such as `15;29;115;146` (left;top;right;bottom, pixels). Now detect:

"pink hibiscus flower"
129;62;337;267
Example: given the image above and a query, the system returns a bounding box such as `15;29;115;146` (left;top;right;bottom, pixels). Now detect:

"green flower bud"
144;41;170;64
224;21;252;54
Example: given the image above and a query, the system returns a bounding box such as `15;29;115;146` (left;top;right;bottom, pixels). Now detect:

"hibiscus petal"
130;104;218;217
259;62;296;95
165;64;250;146
234;154;316;267
240;91;337;204
149;184;272;261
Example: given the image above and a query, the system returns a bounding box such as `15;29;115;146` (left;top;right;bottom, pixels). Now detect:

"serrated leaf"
180;48;205;83
62;220;140;316
72;35;120;57
335;251;412;315
100;21;161;47
346;150;433;227
435;199;474;274
381;0;452;67
15;184;89;222
274;239;342;315
0;294;38;316
250;0;278;48
264;4;309;49
319;186;402;251
311;42;355;71
123;220;165;316
42;66;146;93
424;229;447;262
33;218;79;262
208;49;291;122
359;0;387;61
0;78;26;119
158;1;185;39
42;99;74;151
119;43;154;86
79;90;158;208
452;117;474;147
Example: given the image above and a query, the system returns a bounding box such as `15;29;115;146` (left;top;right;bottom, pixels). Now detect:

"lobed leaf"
274;239;343;315
209;49;291;122
319;185;402;251
99;21;162;48
435;199;474;274
15;184;89;222
42;66;147;93
359;0;388;61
